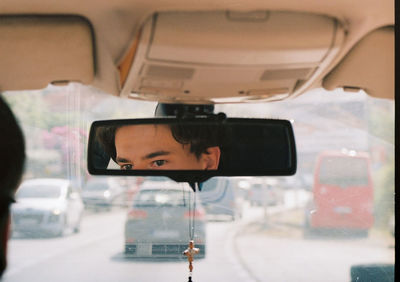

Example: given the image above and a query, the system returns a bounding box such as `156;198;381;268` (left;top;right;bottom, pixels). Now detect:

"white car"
11;178;84;237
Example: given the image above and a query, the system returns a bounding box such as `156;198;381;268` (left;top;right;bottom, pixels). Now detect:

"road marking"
225;221;259;282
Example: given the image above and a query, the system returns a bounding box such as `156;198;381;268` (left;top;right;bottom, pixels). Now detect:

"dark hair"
96;122;223;163
0;96;25;203
169;122;221;158
95;126;118;162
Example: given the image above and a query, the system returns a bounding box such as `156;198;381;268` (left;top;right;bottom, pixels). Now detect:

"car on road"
199;178;243;221
304;150;374;236
11;178;84;237
82;177;124;210
248;179;284;207
124;181;206;257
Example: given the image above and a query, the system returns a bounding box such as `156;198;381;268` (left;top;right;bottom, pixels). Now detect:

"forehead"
115;124;170;139
114;124;183;153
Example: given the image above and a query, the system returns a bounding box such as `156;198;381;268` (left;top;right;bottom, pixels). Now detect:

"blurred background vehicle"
199;178;244;221
112;177;143;207
82;177;124;211
125;181;206;258
248;179;284;207
304;150;374;236
11;178;84;237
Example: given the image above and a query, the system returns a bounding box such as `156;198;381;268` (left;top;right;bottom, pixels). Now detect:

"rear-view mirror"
87;118;297;182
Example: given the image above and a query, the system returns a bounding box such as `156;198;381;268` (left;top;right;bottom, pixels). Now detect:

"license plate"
153;230;179;238
334;206;352;214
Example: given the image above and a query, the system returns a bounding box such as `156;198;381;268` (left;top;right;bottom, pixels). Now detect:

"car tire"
73;215;82;233
303;214;314;237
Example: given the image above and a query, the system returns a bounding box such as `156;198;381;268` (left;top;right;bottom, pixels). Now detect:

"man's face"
114;124;219;170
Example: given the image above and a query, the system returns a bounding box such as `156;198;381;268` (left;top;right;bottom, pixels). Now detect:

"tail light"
127;209;147;219
184;208;205;220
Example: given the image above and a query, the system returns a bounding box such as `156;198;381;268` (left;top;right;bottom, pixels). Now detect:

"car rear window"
85;182;109;190
319;157;369;187
17;184;62;198
134;189;186;207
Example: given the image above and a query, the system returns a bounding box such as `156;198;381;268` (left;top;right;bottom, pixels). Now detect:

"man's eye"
121;164;133;170
152;160;167;167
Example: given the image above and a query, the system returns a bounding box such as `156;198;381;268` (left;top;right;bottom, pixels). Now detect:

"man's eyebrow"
115;156;131;163
143;151;171;160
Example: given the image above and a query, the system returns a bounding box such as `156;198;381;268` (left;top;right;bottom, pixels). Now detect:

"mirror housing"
87;117;297;182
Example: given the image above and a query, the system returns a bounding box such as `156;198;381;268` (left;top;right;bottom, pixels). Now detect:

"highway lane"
236;203;395;282
3;208;253;282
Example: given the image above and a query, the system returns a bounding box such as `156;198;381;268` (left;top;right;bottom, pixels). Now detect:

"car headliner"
0;0;394;101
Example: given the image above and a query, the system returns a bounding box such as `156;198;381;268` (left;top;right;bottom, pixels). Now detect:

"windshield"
17;184;62;199
2;83;394;282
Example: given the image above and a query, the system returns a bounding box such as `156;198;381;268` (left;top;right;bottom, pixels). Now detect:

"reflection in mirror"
95;121;223;170
88;118;297;179
105;124;220;170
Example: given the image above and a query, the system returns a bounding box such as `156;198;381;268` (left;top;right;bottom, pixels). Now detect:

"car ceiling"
0;0;394;102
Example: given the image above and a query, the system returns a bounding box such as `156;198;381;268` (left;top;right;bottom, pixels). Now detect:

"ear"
203;146;221;170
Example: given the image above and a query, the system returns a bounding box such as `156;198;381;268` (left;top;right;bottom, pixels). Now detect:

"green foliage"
2;91;71;130
373;159;394;228
367;100;394;145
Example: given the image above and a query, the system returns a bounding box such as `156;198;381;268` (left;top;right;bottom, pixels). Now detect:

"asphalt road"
3;207;253;282
2;190;394;282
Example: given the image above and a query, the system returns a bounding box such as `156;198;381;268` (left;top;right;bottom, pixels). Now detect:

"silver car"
199;178;243;221
82;177;124;210
124;181;206;258
11;178;84;237
248;180;284;207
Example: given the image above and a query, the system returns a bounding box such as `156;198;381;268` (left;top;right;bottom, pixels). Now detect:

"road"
3;208;252;282
3;190;394;282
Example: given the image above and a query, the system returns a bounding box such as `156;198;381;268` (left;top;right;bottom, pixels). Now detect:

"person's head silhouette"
0;95;25;277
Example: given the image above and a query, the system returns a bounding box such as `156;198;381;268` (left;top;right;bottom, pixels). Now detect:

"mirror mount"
155;103;227;121
188;182;204;192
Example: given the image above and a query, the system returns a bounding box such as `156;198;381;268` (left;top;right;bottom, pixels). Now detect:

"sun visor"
0;16;95;91
323;26;394;99
120;11;344;103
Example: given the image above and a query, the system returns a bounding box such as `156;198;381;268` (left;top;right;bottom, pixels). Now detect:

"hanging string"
188;183;197;240
182;184;187;207
186;182;198;282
